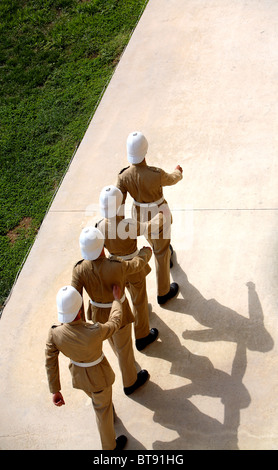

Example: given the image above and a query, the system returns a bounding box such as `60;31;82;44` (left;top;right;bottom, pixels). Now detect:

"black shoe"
136;328;159;351
114;435;127;450
124;370;149;396
157;282;179;305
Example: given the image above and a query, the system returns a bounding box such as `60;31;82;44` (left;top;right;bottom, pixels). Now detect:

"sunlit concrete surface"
1;0;278;450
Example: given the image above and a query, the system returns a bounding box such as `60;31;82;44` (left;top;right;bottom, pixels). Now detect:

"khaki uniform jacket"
45;300;122;394
96;215;163;274
96;214;164;261
117;160;183;205
96;216;140;259
71;246;152;324
96;216;151;282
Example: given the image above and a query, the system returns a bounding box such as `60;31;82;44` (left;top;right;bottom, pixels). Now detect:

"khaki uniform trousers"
90;303;137;389
86;385;115;450
133;202;172;297
126;271;150;340
108;323;137;388
147;232;171;297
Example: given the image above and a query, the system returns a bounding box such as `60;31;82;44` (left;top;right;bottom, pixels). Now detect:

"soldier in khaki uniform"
96;184;162;351
45;284;127;450
117;131;183;305
71;226;151;395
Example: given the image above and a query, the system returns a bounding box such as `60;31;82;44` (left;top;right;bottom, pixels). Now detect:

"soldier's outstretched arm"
121;246;152;277
160;165;183;186
99;285;124;341
139;211;165;239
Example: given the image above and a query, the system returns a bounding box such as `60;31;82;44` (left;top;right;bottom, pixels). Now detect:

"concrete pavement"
1;0;278;450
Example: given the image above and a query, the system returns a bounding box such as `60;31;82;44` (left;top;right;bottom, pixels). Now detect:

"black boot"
136;328;159;351
114;435;127;450
124;370;149;396
157;282;179;305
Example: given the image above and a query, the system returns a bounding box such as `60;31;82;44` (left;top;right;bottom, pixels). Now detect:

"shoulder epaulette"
95;219;103;228
149;165;160;173
119;166;130;175
74;259;83;268
109;257;121;263
84;323;99;330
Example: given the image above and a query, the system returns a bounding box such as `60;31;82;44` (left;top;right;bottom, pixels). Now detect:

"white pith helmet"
56;286;82;323
79;226;104;260
127;131;148;164
99;185;123;218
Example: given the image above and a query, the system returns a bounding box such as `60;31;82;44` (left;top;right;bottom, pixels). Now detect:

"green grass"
0;0;148;310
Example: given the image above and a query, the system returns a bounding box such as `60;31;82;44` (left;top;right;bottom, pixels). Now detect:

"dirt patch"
7;217;34;244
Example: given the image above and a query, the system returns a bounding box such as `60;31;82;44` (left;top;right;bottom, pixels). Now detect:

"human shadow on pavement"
136;312;251;449
132;262;274;449
169;259;273;353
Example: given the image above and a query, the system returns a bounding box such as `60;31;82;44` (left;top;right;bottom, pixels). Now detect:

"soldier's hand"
52;392;65;407
143;246;152;254
175;165;183;173
113;284;122;300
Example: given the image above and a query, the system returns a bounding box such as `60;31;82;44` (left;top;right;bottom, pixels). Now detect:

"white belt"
109;249;139;261
90;293;126;308
133;196;164;208
71;353;104;368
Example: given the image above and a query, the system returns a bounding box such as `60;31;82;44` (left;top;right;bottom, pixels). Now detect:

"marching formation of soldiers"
45;131;183;450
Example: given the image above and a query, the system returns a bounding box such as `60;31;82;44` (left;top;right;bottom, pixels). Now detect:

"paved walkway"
1;0;278;450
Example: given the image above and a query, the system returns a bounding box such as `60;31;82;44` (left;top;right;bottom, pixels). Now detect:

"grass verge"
0;0;148;311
